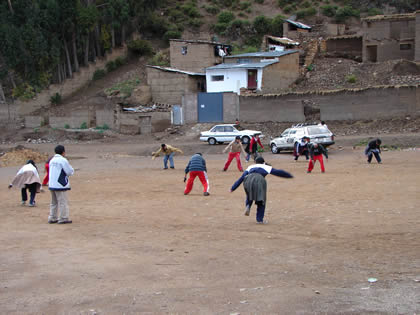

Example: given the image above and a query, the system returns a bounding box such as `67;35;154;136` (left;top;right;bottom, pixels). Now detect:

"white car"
200;124;262;145
270;124;335;153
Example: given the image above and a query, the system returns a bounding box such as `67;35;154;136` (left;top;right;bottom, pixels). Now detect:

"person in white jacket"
48;145;74;224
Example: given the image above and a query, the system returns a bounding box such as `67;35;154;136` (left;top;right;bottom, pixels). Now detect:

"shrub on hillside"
114;56;127;67
321;4;338;17
149;52;170;67
239;1;251;10
296;7;317;19
181;2;201;18
204;5;220;14
106;60;117;72
283;4;296;14
271;14;285;36
92;69;106;81
367;8;383;16
218;11;235;24
254;0;264;3
346;74;357;83
253;15;272;35
163;30;182;43
188;18;203;27
127;40;153;56
335;6;360;22
50;93;62;105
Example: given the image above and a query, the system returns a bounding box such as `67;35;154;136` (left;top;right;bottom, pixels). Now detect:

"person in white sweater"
8;160;41;206
48;145;74;224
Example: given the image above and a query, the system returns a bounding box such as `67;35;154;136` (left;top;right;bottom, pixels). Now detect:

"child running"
8;160;41;207
307;142;328;173
245;134;264;162
230;156;293;224
293;136;310;161
223;136;246;172
184;153;210;196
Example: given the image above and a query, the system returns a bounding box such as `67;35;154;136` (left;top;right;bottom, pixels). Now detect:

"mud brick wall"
50;110;90;129
0;103;18;126
326;38;362;58
261;53;300;93
319;86;420;120
240;94;305;122
147;67;205;105
362;19;416;62
169;41;221;73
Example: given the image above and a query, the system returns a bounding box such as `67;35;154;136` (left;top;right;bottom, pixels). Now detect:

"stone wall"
261;53;300;93
239;85;419;122
147;67;205;105
169;40;222;73
0;102;19;126
15;46;128;116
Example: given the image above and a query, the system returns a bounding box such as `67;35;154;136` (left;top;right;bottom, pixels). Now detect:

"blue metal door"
198;92;223;122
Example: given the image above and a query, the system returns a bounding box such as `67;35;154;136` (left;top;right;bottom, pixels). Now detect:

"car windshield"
307;126;328;135
281;129;290;137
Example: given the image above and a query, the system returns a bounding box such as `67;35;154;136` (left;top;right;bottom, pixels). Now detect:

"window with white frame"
211;75;224;81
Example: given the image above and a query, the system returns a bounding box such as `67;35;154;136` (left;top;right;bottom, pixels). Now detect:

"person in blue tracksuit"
230;156;293;224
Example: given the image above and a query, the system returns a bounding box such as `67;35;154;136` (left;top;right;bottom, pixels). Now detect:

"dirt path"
0;145;419;314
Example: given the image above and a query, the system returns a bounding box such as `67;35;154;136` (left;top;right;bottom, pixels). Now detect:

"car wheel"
271;143;279;154
242;136;250;144
208;138;217;145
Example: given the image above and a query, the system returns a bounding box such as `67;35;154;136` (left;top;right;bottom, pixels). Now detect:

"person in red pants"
42;157;52;186
307;143;328;173
184;153;210;196
223;136;246;172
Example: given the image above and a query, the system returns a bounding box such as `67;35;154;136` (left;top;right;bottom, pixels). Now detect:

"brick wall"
261;53;300;93
170;41;222;73
147;67;205;104
326;38;362;58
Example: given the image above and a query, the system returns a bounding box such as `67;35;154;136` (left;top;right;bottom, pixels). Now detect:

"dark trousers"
367;150;381;163
294;150;309;161
21;183;37;204
246;198;266;222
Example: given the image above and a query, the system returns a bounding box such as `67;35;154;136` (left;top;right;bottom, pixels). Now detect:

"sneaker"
21;201;26;206
58;220;72;224
48;219;58;224
203;192;210;196
170;166;175;169
244;205;251;216
307;171;311;174
256;220;268;225
222;169;226;172
28;202;36;207
163;167;168;170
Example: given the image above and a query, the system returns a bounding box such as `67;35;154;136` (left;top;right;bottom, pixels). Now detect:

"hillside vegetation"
0;0;419;102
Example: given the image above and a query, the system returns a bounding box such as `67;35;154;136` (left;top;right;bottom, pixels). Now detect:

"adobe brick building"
169;39;230;73
146;66;206;104
362;12;418;62
416;11;420;61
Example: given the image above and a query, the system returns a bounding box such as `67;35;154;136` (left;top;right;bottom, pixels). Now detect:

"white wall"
206;68;263;94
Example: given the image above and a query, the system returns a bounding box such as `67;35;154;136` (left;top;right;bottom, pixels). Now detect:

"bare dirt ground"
0;139;419;314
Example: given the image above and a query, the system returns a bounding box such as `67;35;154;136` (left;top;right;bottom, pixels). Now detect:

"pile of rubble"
122;103;172;113
0;145;49;167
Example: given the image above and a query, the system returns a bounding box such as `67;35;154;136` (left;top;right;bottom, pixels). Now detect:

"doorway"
247;69;258;89
366;45;377;62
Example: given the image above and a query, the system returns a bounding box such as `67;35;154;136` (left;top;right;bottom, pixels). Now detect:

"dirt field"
0;141;419;314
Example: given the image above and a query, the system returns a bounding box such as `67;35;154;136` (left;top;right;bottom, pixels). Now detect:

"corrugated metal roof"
206;60;278;70
225;49;299;59
285;19;311;30
264;35;300;46
146;65;205;76
169;39;226;45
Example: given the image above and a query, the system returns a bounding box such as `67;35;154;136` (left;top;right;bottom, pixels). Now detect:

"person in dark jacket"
365;138;382;164
245;134;264;162
230;156;293;224
307;142;328;173
184;153;210;196
293;136;310;161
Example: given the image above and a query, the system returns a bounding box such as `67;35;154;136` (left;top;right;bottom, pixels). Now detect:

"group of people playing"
8;130;383;225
